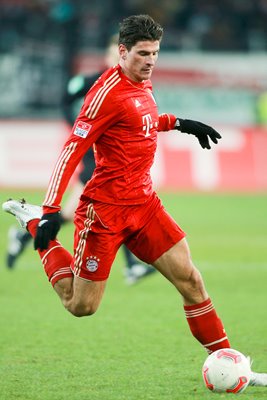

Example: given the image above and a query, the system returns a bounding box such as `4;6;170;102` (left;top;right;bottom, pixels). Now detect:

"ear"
119;44;127;60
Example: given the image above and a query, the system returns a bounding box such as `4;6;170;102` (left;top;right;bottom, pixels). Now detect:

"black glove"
34;212;61;251
175;118;221;149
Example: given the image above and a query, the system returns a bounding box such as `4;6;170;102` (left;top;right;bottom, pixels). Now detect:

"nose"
146;54;155;65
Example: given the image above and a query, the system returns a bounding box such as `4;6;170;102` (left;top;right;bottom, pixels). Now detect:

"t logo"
142;114;153;137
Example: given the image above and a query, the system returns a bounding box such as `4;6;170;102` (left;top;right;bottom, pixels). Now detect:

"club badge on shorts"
86;256;100;272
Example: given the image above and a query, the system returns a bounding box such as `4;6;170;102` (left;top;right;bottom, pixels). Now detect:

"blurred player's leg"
6;226;32;268
122;245;156;285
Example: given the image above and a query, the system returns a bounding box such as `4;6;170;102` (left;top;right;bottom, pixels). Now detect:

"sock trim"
184;302;214;318
203;336;229;348
184;297;212;310
50;267;73;286
41;245;62;263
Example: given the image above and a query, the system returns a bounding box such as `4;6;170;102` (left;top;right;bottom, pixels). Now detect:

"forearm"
42;142;82;213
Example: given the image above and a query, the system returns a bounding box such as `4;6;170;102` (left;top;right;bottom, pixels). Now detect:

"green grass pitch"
0;189;267;400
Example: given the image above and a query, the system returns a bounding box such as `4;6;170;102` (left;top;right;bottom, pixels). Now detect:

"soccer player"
6;34;156;285
3;14;267;386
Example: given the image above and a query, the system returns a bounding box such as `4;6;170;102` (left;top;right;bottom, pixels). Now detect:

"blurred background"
0;0;267;191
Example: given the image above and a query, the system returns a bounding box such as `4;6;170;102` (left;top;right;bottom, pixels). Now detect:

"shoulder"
88;66;122;101
83;66;123;119
96;65;122;89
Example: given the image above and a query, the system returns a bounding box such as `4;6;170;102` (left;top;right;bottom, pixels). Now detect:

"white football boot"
2;199;42;229
248;356;267;387
250;372;267;387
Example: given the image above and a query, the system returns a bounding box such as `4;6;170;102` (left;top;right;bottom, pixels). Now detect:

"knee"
187;267;203;288
64;300;99;317
180;266;207;304
171;260;205;296
172;256;202;288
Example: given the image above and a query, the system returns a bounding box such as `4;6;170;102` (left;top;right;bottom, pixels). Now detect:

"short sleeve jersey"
43;65;176;210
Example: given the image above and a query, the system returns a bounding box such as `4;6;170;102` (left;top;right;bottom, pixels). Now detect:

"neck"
119;62;144;83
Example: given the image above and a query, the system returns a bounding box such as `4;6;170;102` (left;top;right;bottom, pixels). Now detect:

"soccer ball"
202;348;251;394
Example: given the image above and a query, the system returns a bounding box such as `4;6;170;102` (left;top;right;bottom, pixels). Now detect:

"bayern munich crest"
86;256;100;272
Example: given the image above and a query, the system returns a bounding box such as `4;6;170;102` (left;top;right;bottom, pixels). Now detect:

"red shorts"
70;193;186;281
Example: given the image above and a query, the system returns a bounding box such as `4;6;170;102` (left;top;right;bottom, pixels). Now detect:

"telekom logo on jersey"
142;113;158;137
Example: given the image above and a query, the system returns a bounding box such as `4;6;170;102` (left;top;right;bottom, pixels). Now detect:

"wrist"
42;205;61;215
174;118;183;131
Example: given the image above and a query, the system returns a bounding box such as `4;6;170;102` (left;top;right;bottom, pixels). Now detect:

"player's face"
119;41;160;82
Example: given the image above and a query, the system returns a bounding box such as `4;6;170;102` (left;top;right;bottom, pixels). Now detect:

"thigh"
127;201;186;264
153;238;193;282
71;200;123;281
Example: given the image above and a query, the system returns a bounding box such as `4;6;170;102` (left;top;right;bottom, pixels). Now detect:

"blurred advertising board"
0;120;266;192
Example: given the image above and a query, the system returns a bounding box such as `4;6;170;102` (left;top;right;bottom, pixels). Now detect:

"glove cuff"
174;118;184;131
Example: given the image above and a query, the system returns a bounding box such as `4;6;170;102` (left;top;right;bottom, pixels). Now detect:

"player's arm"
34;92;120;251
33;122;98;250
158;113;221;150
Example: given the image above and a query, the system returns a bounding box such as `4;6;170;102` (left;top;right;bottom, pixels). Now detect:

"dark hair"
119;14;163;50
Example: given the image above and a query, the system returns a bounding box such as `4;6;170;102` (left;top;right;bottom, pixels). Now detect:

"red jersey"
43;65;176;212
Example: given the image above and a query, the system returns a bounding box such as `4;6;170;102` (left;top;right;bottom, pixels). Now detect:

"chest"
118;90;159;138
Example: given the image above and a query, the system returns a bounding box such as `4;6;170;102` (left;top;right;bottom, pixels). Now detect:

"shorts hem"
148;233;186;264
71;267;108;282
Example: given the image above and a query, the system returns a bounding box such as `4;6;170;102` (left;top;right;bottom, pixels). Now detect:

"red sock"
184;298;230;353
27;219;73;286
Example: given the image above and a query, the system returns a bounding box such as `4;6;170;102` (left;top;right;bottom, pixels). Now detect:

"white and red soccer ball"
202;348;251;394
